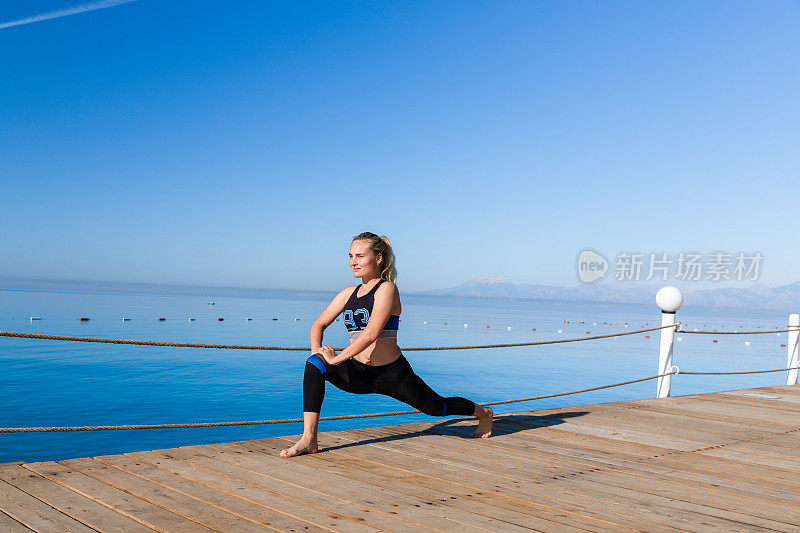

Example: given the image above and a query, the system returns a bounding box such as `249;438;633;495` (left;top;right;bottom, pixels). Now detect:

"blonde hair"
352;232;397;283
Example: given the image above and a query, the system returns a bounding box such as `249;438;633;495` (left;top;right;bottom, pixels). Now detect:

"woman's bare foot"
471;406;493;438
279;437;319;458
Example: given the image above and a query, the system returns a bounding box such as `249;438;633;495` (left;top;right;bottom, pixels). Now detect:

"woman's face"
349;240;382;279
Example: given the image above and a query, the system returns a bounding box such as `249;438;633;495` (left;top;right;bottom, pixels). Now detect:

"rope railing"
678;366;800;375
0;371;678;433
680;327;800;335
0;323;679;352
2;365;797;433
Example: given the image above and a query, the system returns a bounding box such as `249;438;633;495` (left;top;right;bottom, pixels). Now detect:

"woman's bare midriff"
352;337;402;365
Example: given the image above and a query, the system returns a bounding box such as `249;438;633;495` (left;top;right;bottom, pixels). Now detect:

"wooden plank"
700;437;800;463
0;464;150;533
633;398;800;425
195;442;508;533
759;385;800;397
415;427;800;531
340;426;795;532
169;446;440;533
427;421;800;509
450;419;800;502
23;462;213;532
457;414;800;488
742;431;800;446
629;401;800;430
630;399;799;429
384;396;790;492
269;437;592;532
491;414;680;459
484;416;711;450
698;393;800;413
95;453;311;532
696;447;800;471
393;420;800;505
545;407;779;447
460;434;800;529
0;478;95;533
259;436;584;532
497;413;800;485
676;400;800;428
61;457;272;533
565;466;800;528
577;404;793;441
720;391;800;405
126;449;372;532
0;511;32;533
276;435;652;532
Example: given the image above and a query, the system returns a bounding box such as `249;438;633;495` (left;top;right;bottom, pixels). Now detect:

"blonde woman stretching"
280;232;493;458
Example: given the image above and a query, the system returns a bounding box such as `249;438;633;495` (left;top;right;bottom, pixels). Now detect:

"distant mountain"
418;277;800;310
686;282;800;310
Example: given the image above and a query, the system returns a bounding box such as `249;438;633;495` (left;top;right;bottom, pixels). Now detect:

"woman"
280;232;493;458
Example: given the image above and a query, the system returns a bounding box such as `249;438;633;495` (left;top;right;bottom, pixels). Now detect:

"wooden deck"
2;384;800;532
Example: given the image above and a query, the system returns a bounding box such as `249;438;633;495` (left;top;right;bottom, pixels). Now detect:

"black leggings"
303;354;476;416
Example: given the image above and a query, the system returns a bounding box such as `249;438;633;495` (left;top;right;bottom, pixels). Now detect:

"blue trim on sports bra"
384;315;400;330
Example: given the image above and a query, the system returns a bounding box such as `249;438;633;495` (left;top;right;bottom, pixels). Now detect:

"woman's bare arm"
310;286;354;353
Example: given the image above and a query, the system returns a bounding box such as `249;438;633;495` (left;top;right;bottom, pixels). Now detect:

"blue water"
0;288;791;463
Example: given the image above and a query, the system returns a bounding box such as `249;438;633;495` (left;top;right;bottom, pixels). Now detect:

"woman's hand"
319;346;337;365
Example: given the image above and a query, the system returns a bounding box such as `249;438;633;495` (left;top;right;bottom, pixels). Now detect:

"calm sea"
0;287;791;463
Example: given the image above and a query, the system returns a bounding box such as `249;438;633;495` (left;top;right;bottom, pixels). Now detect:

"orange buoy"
486;325;490;328
713;340;718;343
586;331;590;334
444;322;447;325
532;328;536;331
781;344;787;347
645;335;650;338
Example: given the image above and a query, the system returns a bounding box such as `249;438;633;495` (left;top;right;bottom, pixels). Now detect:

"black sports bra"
342;279;400;340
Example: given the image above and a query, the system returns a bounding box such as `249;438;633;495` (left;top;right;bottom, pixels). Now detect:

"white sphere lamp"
656;286;683;314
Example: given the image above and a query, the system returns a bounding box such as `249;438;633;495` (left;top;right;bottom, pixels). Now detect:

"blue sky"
2;1;799;292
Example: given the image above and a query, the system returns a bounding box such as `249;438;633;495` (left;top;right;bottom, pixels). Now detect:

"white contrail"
0;0;138;30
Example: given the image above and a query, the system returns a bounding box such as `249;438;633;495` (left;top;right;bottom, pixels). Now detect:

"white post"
788;314;799;386
656;286;683;398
